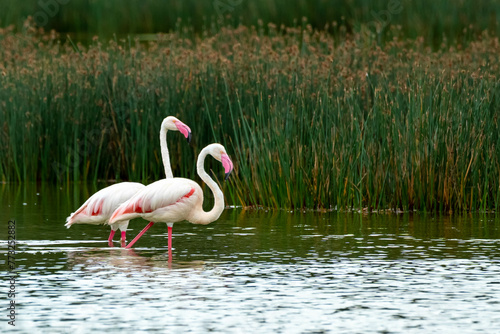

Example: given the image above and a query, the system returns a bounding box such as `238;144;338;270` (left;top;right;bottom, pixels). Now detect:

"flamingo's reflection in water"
66;246;205;271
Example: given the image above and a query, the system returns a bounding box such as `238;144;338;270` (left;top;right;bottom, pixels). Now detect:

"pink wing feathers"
109;178;198;224
65;182;145;227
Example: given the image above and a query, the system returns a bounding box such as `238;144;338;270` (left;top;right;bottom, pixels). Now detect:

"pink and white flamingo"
65;116;192;245
109;143;234;251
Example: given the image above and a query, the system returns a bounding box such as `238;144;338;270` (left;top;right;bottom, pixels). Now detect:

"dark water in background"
1;183;500;333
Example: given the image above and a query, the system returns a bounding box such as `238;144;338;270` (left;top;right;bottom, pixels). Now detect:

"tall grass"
1;21;500;212
1;0;500;46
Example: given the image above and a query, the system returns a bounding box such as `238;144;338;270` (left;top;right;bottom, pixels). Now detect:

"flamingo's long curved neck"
192;147;225;224
160;122;173;178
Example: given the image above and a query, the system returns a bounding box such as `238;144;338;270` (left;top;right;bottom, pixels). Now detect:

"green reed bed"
1;23;500;211
1;0;500;46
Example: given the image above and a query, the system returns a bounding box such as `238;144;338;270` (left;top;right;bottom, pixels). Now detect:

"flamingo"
65;116;192;245
108;143;234;251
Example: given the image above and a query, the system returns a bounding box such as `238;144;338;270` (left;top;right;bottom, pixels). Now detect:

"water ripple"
1;206;500;333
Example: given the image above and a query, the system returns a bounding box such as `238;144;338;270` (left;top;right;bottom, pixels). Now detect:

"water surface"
1;183;499;333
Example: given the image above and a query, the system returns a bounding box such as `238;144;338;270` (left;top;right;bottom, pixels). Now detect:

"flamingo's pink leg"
125;222;155;249
168;225;173;252
167;223;173;264
121;231;126;242
108;230;116;242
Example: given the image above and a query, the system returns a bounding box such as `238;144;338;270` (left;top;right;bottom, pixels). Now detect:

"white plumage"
109;143;234;249
65;182;146;232
109;179;201;224
65;116;192;243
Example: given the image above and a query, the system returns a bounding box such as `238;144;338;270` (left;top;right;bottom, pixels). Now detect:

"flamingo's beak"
221;153;234;181
175;121;192;143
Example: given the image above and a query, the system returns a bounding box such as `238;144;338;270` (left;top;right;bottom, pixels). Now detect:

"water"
1;183;500;333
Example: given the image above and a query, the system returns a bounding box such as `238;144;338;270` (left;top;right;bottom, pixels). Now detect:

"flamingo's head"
207;143;234;180
162;116;192;143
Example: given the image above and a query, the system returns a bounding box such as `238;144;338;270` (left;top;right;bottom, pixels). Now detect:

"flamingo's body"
109;143;234;249
109;179;202;225
65;116;192;244
65;182;146;241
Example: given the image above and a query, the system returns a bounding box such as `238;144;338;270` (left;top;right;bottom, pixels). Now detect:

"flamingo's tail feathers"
110;198;146;224
109;204;129;225
64;216;73;228
109;210;121;224
64;203;89;228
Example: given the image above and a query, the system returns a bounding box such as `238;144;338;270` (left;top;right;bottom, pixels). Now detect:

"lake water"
1;183;500;333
